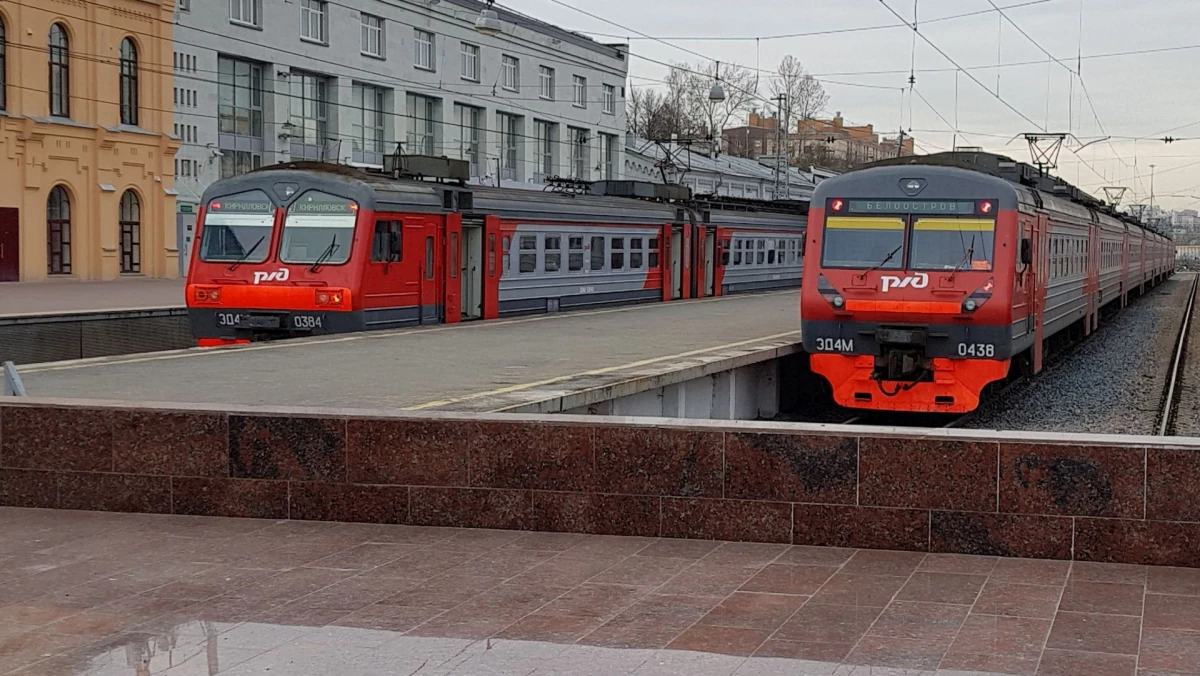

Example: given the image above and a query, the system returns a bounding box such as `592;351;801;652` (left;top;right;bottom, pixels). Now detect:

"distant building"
625;135;827;202
723;111;913;170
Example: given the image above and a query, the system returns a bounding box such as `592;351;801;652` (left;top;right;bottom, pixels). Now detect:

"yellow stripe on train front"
825;217;906;230
912;218;997;232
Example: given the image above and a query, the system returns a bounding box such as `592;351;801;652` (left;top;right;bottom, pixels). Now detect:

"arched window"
0;17;7;112
47;186;72;275
119;38;138;126
49;24;69;118
119;190;141;274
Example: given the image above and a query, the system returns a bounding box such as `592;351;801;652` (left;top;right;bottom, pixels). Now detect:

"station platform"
17;291;802;413
0;278;184;317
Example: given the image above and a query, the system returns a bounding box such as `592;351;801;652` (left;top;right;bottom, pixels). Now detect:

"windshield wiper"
947;235;978;280
309;235;339;273
227;236;266;271
858;244;904;278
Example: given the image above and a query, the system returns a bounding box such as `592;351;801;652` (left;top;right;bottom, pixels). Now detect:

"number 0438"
957;343;995;357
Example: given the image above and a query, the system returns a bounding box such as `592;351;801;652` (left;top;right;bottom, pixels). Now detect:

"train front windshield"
198;190;275;263
280;191;358;265
909;218;996;271
821;216;906;269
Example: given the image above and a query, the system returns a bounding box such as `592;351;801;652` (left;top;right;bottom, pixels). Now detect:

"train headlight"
832;295;846;309
963;299;978;313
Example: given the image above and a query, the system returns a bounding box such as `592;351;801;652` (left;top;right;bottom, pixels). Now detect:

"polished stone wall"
2;399;1198;567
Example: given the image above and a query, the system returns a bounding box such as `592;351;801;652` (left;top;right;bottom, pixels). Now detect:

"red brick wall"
2;401;1198;567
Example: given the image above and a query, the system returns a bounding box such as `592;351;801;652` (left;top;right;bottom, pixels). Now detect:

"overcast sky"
503;0;1200;210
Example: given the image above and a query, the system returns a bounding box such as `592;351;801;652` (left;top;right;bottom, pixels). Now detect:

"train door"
670;226;684;300
444;214;463;324
0;208;18;282
703;228;716;297
418;222;441;325
1032;213;1050;373
461;219;484;321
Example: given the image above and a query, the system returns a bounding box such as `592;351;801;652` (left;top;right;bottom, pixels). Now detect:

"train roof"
861;151;1169;239
202;162;808;230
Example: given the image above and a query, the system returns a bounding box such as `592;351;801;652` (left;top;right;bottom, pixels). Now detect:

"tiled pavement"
1;508;1198;675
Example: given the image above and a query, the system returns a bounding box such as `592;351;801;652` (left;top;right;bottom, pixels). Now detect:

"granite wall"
2;399;1198;567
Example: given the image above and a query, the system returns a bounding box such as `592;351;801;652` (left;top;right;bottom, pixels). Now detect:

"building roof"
442;0;626;60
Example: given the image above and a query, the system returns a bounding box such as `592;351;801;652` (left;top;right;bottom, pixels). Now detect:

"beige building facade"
0;0;178;282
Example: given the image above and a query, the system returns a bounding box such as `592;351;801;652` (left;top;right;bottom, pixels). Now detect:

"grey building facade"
170;0;628;270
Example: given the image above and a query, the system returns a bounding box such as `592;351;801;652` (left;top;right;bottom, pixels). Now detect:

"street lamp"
474;0;503;35
709;61;726;103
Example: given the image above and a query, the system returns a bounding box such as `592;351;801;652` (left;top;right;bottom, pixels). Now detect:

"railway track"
1159;274;1199;436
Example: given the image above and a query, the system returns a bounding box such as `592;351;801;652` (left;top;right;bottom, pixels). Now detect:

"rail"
1158;274;1199;436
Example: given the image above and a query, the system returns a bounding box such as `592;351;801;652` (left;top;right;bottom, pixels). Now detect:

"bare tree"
768;56;829;163
669;61;758;152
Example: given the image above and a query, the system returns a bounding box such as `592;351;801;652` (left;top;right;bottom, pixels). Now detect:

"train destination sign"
847;200;978;215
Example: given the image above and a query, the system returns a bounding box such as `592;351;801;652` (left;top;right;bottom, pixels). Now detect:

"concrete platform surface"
0;279;184;317
0;507;1187;676
18;291;801;411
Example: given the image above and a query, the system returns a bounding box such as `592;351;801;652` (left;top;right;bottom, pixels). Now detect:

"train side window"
630;237;643;269
425;236;434;280
518;234;537;274
768;247;776;265
757;239;766;265
545;235;562;273
648;237;659;268
591;236;606;271
371;220;402;263
611;237;625;270
733;240;742;266
569;236;584;271
502;235;511;275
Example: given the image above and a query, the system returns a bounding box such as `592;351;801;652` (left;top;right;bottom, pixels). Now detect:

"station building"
171;0;629;275
0;0;179;282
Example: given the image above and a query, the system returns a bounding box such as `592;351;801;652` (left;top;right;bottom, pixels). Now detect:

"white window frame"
460;42;480;82
352;83;386;161
230;0;260;27
361;13;384;58
573;75;586;109
539;66;554;100
603;84;616;115
300;0;326;44
407;93;438;156
501;55;519;92
454;103;482;174
569;127;588;180
497;112;519;180
179;0;191;11
415;29;435;71
535;120;555;178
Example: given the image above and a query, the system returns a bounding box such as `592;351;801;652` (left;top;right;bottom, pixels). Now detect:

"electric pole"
772;94;786;199
1150;164;1157;213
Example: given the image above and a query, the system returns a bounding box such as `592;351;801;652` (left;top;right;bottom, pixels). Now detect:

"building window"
502;55;519;92
119;191;141;274
217;57;263;138
539;66;554;100
289;71;329;150
460;43;479;82
300;0;326;43
0;18;6;111
361;13;384;57
230;0;261;27
351;83;385;164
49;24;70;118
573;75;586;108
497;112;520;180
406;93;437;156
47;186;72;275
603;84;615;114
454;104;482;175
600;133;617;180
414;29;434;71
569;127;588;180
220;151;261;179
535;120;556;179
178;0;190;10
119;38;139;126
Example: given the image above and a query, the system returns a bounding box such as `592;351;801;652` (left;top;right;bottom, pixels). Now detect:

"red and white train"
186;161;807;344
801;151;1174;413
